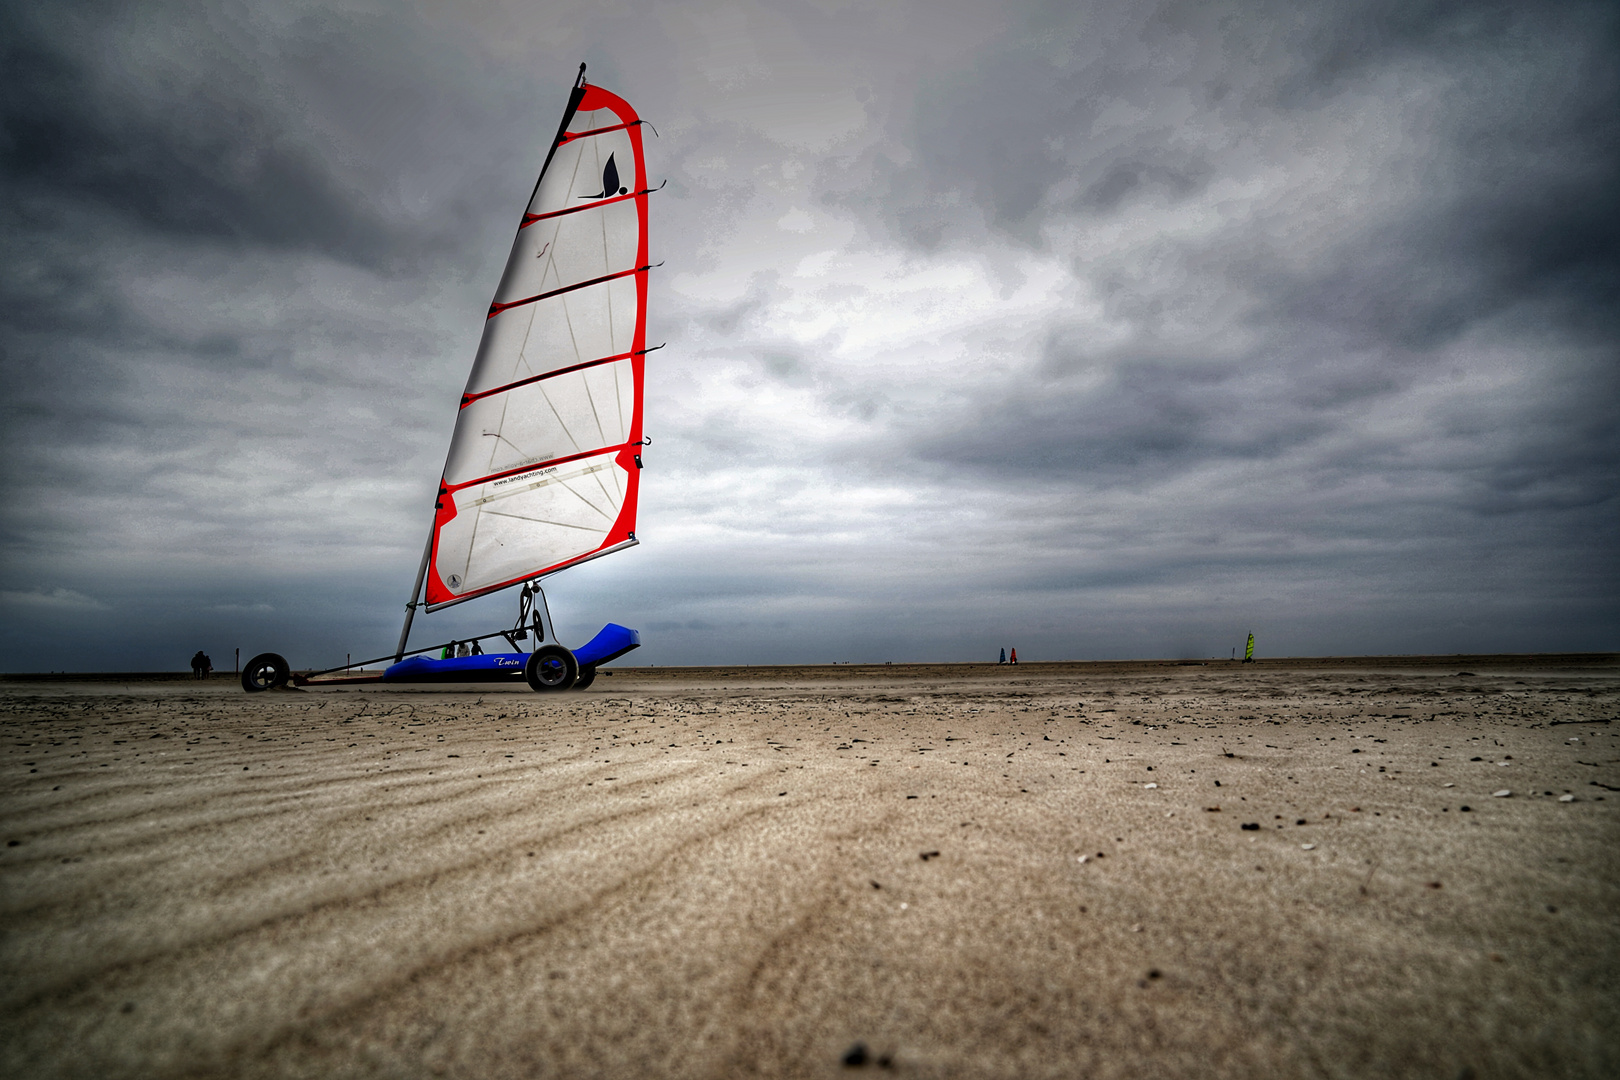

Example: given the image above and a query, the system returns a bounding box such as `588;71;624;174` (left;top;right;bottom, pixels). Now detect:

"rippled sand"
3;656;1617;1079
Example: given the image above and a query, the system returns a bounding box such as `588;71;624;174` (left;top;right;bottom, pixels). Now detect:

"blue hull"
382;652;529;681
381;624;640;682
573;623;641;668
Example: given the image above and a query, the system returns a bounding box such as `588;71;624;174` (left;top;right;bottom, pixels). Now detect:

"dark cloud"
2;6;392;263
872;0;1618;608
916;356;1332;478
1;0;1615;671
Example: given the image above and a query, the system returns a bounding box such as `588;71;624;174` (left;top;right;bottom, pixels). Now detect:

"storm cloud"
1;0;1614;670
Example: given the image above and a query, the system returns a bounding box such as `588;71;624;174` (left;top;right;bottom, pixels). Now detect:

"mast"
394;523;435;662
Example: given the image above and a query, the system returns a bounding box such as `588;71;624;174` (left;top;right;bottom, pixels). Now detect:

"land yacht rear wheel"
241;653;290;692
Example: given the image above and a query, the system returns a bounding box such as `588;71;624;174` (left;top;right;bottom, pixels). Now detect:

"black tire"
242;652;290;692
525;645;578;692
572;665;597;690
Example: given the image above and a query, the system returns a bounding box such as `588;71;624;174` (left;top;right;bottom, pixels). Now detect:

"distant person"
190;651;207;679
470;640;483;655
202;654;213;678
442;641;455;660
456;641;470;657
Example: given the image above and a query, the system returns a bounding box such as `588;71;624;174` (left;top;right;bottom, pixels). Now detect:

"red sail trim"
443;441;636;496
556;120;642;145
519;185;655;229
487;264;649;319
461;348;644;407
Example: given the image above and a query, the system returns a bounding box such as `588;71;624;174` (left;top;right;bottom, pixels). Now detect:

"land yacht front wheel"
525;645;578;692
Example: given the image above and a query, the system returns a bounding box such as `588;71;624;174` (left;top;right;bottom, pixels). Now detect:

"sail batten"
488;264;650;319
423;80;650;611
461;348;641;408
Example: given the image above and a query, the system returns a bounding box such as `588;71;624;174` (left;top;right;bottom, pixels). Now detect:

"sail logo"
448;574;463;590
493;465;557;489
583;154;629;199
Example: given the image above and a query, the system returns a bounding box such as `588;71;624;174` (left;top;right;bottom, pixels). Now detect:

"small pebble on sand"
1301;843;1316;850
1493;790;1511;798
1558;794;1575;802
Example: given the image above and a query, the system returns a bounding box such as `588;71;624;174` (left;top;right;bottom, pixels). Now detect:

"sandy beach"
2;655;1617;1079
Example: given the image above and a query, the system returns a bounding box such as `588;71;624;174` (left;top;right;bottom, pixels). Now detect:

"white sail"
424;80;652;611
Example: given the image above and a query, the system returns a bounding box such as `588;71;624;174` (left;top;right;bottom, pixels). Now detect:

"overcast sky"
2;0;1615;671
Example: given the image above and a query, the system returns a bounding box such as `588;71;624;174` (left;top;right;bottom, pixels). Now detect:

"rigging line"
462;348;642;407
481;510;604;532
446;443;631;495
519;180;663;228
487;264;650;319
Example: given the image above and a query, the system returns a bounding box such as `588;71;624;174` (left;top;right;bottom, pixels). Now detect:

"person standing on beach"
190;651;207;679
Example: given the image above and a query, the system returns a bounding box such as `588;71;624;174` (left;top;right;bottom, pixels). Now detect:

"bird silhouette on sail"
582;153;628;199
